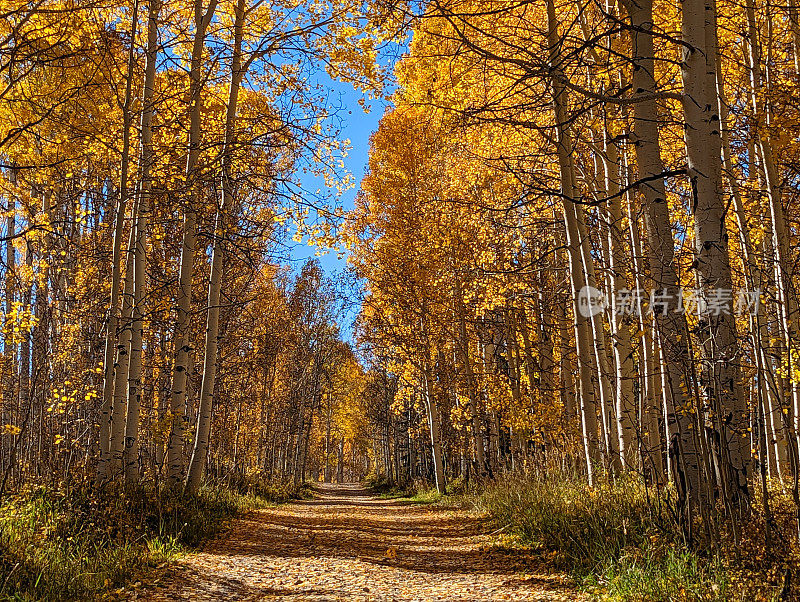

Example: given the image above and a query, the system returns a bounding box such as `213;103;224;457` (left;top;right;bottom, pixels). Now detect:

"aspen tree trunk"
337;438;344;483
18;238;31;410
166;0;219;486
561;205;601;477
422;362;446;493
125;0;161;482
505;308;526;468
759;159;797;476
559;309;577;423
745;0;800;534
718;61;788;484
604;134;636;469
30;190;50;481
591;0;636;473
656;335;678;482
166;214;196;483
530;297;557;399
185;0;244;494
625;0;703;518
584;128;619;472
577;198;619;471
455;279;486;474
479;338;499;476
753;226;790;481
324;398;332;482
98;3;138;480
624;168;664;481
3;185;16;477
546;0;600;483
110;224;136;474
680;0;749;511
746;0;800;474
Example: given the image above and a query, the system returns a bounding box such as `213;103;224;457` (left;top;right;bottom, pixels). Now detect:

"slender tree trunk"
166;0;220;486
185;0;244;494
125;0;161;483
680;0;749;512
626;0;704;526
110;222;136;474
3;181;16;479
324;397;332;483
337;438;344;483
604;133;636;469
99;2;138;481
744;0;800;535
505;308;526;469
18;237;31;412
577;199;618;471
422;363;446;493
455;278;486;474
546;0;600;483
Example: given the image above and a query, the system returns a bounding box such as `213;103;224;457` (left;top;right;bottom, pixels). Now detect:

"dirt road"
132;483;581;601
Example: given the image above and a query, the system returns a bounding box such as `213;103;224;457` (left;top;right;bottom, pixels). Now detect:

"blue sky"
286;70;394;339
281;32;408;340
288;74;386;272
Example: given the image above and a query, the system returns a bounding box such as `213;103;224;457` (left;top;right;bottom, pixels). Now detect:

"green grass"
364;474;410;498
403;486;443;504
0;478;301;601
586;544;730;600
365;474;448;503
471;469;789;601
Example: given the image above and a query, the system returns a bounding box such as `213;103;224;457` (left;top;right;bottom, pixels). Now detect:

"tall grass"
0;478;300;601
472;469;789;601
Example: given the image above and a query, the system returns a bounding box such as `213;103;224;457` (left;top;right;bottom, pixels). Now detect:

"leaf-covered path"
133;483;581;601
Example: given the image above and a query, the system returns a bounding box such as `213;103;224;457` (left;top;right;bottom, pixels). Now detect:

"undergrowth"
472;469;794;601
0;477;303;601
365;474;453;503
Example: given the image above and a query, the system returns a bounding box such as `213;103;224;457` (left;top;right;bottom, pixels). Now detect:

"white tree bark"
98;3;138;481
454;278;486;474
166;0;219;486
680;0;749;510
422;365;446;494
110;220;136;474
184;0;245;494
125;0;161;483
546;0;601;483
624;0;704;516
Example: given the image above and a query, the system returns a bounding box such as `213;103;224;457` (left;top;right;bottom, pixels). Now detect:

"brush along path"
131;483;581;601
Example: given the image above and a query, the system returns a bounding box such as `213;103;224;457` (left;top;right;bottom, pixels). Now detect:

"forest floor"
128;483;582;601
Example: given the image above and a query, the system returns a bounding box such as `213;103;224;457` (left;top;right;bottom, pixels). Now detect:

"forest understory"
1;471;796;601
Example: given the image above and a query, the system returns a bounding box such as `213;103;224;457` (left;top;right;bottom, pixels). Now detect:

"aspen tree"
603;132;637;469
184;0;245;495
745;0;800;466
100;2;139;481
680;0;749;511
625;182;663;482
618;0;705;522
125;0;161;483
110;221;136;474
546;0;600;483
166;0;220;485
2;176;15;476
455;277;486;474
576;197;618;470
18;235;31;409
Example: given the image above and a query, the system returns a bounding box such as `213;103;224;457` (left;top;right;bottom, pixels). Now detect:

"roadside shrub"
473;468;789;601
0;480;291;601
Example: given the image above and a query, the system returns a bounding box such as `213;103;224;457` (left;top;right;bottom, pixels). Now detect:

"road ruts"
130;483;582;601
